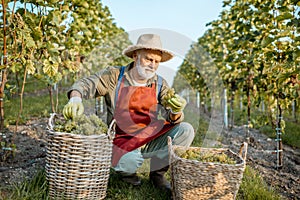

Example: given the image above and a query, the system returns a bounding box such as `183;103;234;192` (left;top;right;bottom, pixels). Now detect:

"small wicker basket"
168;137;247;200
46;114;115;200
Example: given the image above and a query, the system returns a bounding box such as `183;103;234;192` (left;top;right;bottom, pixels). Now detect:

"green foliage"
175;0;300;133
3;98;286;199
228;99;300;148
0;0;127;85
260;120;300;148
0;137;17;163
106;170;170;200
81;32;132;76
281;120;300;148
176;46;216;99
0;166;282;200
0;0;130;126
237;166;281;200
183;105;208;146
4;90;67;126
0;169;49;200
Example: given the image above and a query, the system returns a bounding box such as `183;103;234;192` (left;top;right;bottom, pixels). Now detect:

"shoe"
149;170;171;191
150;157;171;192
120;173;141;186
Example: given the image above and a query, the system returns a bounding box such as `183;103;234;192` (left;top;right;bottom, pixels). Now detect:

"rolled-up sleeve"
67;66;118;99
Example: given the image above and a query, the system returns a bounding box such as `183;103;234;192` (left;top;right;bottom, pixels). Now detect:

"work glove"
63;97;84;119
168;94;187;114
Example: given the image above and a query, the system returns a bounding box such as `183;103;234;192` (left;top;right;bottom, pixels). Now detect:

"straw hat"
123;34;174;62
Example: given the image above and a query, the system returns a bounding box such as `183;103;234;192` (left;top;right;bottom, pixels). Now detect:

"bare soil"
222;126;300;200
0;118;299;199
0;118;48;188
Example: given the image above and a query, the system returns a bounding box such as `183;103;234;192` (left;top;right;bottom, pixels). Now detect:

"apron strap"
157;75;163;100
114;66;163;105
115;66;126;106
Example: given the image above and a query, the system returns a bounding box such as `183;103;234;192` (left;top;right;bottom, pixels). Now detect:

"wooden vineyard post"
229;91;235;130
276;102;283;169
223;89;228;129
196;91;200;109
0;0;8;130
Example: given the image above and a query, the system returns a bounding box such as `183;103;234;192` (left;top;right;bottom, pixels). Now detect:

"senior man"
63;33;195;192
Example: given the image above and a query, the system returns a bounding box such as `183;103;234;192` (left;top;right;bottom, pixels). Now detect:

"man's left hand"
168;94;187;114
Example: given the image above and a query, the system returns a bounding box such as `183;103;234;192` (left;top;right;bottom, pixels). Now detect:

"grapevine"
53;114;108;135
175;148;236;164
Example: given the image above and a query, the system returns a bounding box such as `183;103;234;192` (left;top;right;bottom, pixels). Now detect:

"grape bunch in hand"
161;88;186;114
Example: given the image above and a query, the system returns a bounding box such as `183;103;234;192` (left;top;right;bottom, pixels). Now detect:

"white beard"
136;56;156;80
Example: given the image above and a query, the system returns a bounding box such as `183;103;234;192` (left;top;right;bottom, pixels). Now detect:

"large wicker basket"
46;114;115;200
168;137;247;200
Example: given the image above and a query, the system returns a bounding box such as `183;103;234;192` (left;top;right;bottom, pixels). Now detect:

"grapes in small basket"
175;148;236;164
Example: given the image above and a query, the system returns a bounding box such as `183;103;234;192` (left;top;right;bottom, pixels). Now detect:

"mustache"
144;67;155;72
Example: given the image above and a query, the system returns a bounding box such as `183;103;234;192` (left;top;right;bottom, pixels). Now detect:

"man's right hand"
63;97;84;119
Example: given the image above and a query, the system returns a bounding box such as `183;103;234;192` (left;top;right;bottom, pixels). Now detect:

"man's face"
133;49;162;80
136;49;162;70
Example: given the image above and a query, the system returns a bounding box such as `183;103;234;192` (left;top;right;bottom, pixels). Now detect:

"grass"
106;170;170;200
1;78;296;199
236;166;282;200
4;92;68;126
230;107;300;148
183;104;208;146
0;165;282;200
260;121;300;148
0;170;49;200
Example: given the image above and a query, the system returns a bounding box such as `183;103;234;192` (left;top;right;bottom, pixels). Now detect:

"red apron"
112;78;174;166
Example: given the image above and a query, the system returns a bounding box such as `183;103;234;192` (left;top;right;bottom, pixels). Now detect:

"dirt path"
0;118;299;199
222;126;300;200
0;118;48;188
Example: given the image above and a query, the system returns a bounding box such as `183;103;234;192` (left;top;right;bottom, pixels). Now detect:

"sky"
101;0;224;85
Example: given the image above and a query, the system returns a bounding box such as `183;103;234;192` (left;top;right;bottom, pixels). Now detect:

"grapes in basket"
174;148;236;164
53;114;108;135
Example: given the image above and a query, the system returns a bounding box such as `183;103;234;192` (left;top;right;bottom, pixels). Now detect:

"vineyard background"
1;0;300;199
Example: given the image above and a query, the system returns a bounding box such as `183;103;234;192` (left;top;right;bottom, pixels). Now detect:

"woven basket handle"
167;136;174;162
107;119;116;140
167;136;173;148
48;113;57;131
238;142;248;161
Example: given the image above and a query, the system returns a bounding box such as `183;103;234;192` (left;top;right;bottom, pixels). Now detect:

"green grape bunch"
161;88;178;107
161;88;186;113
175;148;236;164
53;114;108;135
161;88;175;107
